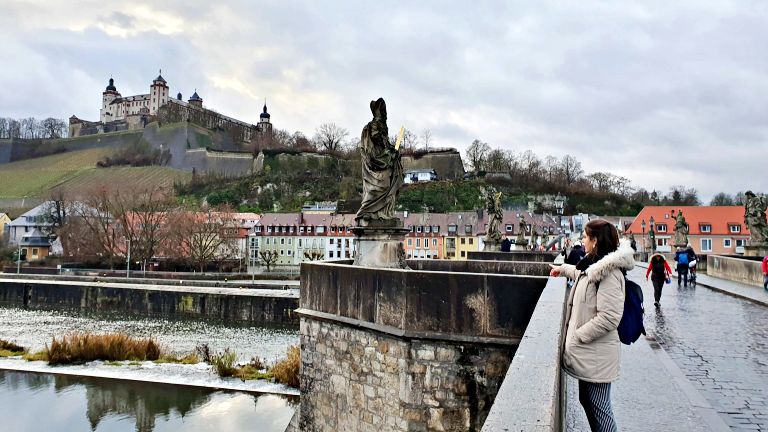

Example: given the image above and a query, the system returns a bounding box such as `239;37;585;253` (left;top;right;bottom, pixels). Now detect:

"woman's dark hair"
584;219;620;258
652;254;665;263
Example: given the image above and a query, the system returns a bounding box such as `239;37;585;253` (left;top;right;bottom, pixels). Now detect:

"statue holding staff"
355;98;404;225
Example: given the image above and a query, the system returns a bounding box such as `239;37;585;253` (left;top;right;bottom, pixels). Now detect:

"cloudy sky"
2;0;767;201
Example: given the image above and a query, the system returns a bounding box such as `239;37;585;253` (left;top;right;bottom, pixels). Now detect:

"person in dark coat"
566;244;586;265
501;237;512;252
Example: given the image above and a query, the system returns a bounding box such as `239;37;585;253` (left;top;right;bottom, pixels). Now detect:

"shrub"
0;339;25;353
195;343;213;363
45;332;163;365
211;349;238;377
271;346;300;388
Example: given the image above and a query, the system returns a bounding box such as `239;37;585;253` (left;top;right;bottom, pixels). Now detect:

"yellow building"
19;229;51;261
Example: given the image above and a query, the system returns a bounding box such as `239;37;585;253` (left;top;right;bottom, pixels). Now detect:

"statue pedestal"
512;242;529;251
484;239;501;252
352;221;409;269
744;243;768;257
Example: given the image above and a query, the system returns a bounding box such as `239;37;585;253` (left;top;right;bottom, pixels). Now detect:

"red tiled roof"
625;206;765;236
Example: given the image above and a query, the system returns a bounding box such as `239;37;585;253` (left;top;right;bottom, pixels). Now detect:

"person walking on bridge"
549;220;635;432
646;253;672;308
762;254;768;290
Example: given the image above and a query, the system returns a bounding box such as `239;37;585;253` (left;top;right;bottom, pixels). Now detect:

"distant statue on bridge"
515;214;529;246
673;210;690;247
744;191;768;245
484;188;503;248
355;98;403;225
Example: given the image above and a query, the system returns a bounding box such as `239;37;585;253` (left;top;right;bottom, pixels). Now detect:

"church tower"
255;101;273;150
100;77;121;123
149;70;169;115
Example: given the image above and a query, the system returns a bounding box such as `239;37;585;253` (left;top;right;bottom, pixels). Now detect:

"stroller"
688;258;698;286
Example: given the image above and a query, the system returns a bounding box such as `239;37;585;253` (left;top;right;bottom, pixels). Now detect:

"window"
417;226;422;233
287;250;293;256
267;226;273;233
700;224;711;233
32;248;38;256
724;239;732;248
265;238;271;245
280;250;285;256
300;226;305;233
465;224;472;234
656;224;667;233
407;239;412;246
736;239;747;247
701;238;712;252
468;238;474;245
298;239;302;247
280;238;285;245
432;225;439;233
448;225;457;235
416;238;421;248
331;226;336;233
657;238;668;246
289;226;295;233
729;225;741;233
329;251;334;258
330;238;335;244
460;251;466;258
410;226;415;232
460;238;466;245
432;239;437;247
505;224;513;232
317;226;326;234
255;226;262;233
424;226;431;233
445;238;456;248
307;226;313;232
288;238;292;245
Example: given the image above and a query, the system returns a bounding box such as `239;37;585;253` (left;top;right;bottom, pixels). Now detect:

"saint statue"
484;188;503;245
515;215;529;246
744;191;768;244
673;210;690;246
355;98;404;225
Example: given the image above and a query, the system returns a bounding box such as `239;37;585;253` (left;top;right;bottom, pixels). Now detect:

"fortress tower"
188;90;203;108
149;71;169;115
99;78;121;123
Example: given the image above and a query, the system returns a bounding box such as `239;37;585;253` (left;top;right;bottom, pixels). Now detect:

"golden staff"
394;126;405;151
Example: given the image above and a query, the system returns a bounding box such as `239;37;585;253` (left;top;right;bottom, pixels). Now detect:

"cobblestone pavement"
630;267;768;431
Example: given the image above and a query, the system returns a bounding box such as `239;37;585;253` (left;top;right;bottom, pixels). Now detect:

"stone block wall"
296;318;515;432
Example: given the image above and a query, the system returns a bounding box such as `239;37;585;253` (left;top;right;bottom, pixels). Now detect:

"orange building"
625;206;764;255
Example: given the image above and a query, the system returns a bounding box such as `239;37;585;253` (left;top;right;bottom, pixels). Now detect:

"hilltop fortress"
69;72;273;145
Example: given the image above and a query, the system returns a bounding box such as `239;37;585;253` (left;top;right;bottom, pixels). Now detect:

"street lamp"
641;219;646;252
649;216;656;253
126;239;131;278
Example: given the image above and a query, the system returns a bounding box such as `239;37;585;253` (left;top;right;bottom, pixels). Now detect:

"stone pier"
292;260;549;431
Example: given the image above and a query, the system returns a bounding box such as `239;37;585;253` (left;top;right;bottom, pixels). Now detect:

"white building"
404;169;438;184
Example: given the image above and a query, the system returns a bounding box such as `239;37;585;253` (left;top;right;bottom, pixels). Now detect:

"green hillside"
0;147;112;198
0;147;190;198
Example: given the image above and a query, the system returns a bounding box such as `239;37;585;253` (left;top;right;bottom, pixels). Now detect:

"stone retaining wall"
467;251;557;263
707;254;764;287
0;280;298;323
296;318;514;431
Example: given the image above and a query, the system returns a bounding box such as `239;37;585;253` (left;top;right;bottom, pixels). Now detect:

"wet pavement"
643;267;768;431
567;266;768;431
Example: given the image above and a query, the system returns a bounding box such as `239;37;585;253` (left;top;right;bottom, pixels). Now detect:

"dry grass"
271;346;300;388
0;340;26;357
23;350;48;362
45;332;162;365
155;353;200;365
211;349;238;377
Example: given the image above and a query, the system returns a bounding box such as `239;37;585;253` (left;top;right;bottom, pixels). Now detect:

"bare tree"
422;129;432;151
167;206;238;272
303;250;324;261
40;118;67;139
0;118;8;139
559;154;584;186
259;250;279;272
66;188;123;268
710;192;734;206
313;123;349;152
465;139;491;172
112;185;174;265
485;148;510;172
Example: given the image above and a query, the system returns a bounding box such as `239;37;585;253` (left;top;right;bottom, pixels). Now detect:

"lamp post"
649;216;656;253
641;219;646;253
126;239;131;278
16;242;22;274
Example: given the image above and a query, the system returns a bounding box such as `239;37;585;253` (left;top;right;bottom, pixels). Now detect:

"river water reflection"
0;306;298;362
0;370;297;432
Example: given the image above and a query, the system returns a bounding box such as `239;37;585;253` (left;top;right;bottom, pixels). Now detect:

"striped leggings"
578;380;618;432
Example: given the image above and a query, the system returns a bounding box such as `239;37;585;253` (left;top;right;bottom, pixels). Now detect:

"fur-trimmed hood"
584;240;636;283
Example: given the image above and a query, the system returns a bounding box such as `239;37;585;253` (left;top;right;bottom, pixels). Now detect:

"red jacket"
762;256;768;274
646;256;672;279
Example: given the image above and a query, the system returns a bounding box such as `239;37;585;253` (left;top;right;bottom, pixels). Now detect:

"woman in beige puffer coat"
550;219;635;432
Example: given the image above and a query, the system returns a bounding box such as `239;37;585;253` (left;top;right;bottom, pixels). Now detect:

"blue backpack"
597;271;646;345
677;252;689;266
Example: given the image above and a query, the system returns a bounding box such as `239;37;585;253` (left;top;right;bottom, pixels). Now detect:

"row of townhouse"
247;213;358;269
625;206;764;255
246;210;562;269
402;210;561;260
